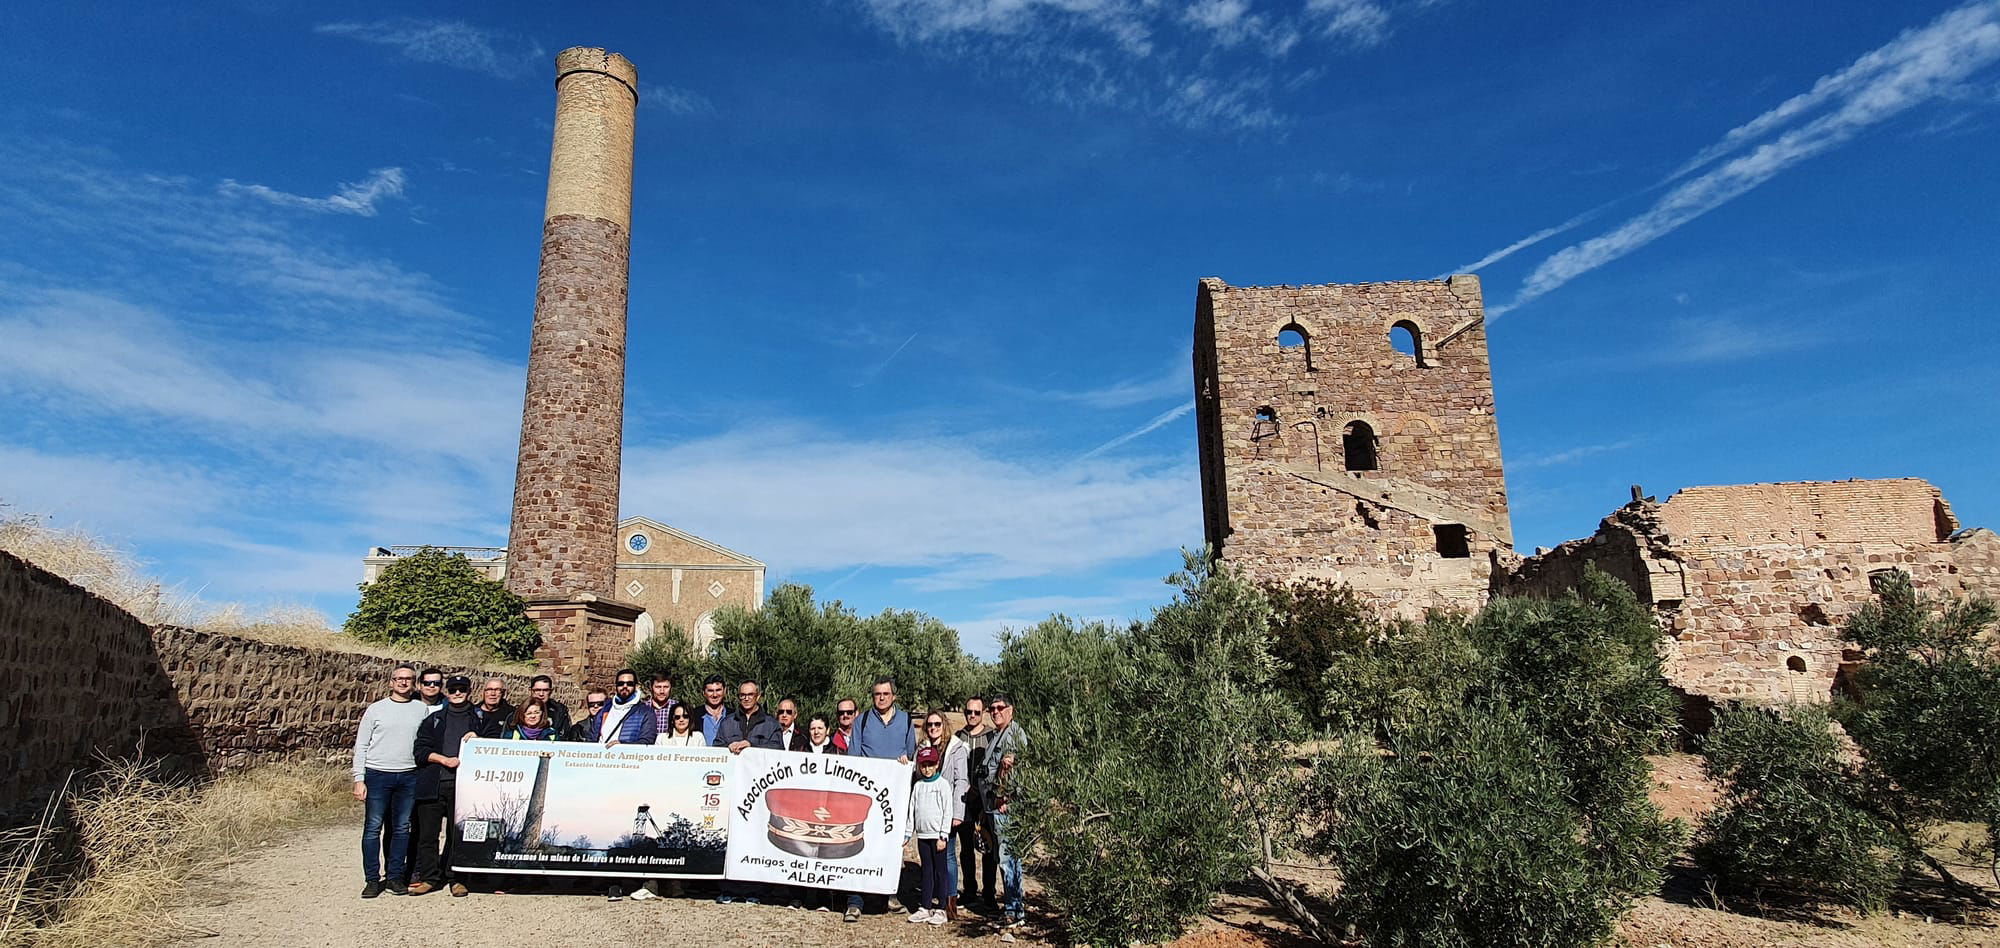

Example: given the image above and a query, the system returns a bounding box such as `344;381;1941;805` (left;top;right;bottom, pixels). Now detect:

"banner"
451;738;733;878
723;748;913;894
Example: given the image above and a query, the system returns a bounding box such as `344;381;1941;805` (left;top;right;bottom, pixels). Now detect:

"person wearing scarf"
503;702;560;741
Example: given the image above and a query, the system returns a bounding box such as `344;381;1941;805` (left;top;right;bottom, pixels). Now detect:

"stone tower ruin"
1194;275;1512;616
507;47;644;683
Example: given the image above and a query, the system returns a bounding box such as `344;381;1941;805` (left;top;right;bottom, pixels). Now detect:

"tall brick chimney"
507;47;644;684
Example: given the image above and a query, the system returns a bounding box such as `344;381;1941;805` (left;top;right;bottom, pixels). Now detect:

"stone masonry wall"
1195;275;1511;617
1501;479;1998;705
2;551;573;813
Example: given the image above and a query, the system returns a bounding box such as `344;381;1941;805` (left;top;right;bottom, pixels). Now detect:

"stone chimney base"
525;594;644;688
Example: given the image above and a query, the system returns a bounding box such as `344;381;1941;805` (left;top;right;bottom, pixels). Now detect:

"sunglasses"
926;722;946;729
963;708;981;715
420;680;442;687
989;704;1010;712
447;688;471;695
587;700;606;708
777;708;797;715
838;709;857;716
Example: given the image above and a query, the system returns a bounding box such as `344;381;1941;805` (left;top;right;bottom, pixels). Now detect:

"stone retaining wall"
1;550;575;813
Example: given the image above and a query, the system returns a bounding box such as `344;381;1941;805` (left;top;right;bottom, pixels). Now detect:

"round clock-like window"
627;532;650;554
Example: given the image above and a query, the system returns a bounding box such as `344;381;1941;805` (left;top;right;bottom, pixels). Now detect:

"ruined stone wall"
1500;479;1998;705
2;551;573;812
1194;275;1511;616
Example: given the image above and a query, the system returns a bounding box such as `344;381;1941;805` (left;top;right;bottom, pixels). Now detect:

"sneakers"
908;909;932;923
607;886;624;901
407;881;435;896
385;880;409;896
629;887;656;901
843;905;861;923
715;894;733;904
449;882;469;898
360;880;384;899
928;911;947;926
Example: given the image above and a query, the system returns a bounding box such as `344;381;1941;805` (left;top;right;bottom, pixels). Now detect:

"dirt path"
175;818;1058;947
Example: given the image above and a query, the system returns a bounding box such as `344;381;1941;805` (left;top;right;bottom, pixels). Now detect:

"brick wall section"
507;214;630;601
1;551;573;811
1501;479;1998;705
1195;275;1512;617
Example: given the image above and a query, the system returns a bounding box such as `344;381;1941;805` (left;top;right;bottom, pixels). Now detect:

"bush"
1693;706;1899;911
1307;706;1635;948
1261;578;1377;720
625;583;983;717
344;547;541;662
1300;565;1680;946
1003;555;1296;945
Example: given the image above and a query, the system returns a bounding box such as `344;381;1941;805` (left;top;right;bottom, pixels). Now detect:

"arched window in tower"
1342;421;1378;471
1276;323;1313;370
1389;320;1426;367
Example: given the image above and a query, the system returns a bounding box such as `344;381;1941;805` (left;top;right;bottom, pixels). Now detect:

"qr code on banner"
462;820;489;843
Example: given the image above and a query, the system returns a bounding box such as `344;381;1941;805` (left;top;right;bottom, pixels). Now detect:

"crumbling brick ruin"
1193;275;1996;707
1194;276;1512;618
1504;479;2000;704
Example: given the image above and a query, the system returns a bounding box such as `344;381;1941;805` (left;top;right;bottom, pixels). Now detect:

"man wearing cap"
353;664;427;898
982;693;1029;929
409;675;497;896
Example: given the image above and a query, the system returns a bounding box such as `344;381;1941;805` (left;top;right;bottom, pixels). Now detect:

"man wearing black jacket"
409;676;502;897
564;688;607;741
714;679;785;905
529;674;571;733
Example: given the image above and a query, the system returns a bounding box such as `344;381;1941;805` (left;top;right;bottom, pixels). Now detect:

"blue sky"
2;1;1996;657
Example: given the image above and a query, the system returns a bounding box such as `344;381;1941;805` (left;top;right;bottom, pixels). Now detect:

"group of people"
352;663;1029;931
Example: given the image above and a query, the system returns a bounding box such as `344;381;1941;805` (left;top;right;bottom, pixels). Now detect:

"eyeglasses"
989;704;1010;712
586;700;606;708
616;680;637;687
420;680;442;687
777;708;797;716
447;688;471;695
926;722;945;729
838;709;857;716
738;691;759;699
670;712;689;720
963;708;981;716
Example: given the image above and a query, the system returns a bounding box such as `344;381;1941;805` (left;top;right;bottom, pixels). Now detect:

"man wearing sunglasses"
353;664;427;898
954;696;997;910
589;669;657;746
410;675;496;896
773;698;808;752
981;694;1029;928
832;699;859;754
416;669;446;711
565;688;609;742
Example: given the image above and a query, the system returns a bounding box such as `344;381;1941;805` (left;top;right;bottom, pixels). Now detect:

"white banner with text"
722;748;913;894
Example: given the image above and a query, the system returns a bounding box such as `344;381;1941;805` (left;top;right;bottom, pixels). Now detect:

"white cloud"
848;0;1430;130
1496;0;2000;316
1080;401;1193;459
1039;355;1190;410
641;85;715;116
1509;439;1636;471
218;167;407;216
315;19;540;79
622;425;1200;591
1306;0;1392;47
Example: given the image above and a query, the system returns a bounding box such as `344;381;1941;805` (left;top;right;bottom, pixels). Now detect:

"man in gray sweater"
353;664;431;898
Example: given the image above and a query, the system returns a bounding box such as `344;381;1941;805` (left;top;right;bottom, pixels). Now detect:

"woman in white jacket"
917;711;970;919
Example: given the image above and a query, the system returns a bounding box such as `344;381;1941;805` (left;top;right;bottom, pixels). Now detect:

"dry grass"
0;759;350;947
0;512;532;673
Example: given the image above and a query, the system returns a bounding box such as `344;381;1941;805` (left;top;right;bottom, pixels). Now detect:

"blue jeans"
361;769;418;883
990;810;1024;919
944;831;959;898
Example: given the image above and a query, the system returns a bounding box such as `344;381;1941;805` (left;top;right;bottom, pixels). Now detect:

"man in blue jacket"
841;676;915;921
587;668;657;745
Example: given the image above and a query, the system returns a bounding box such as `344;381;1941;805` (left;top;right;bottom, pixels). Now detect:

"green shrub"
625;583;983;717
1261;578;1377;720
1004;555;1296;946
1301;565;1680;946
1306;706;1634;948
1694;705;1899;911
344;547;540;661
